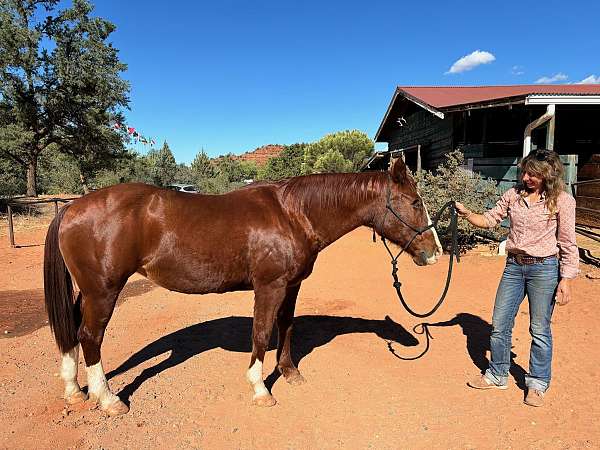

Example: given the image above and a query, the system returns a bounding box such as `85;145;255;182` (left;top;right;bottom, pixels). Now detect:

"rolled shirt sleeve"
557;193;579;279
483;188;514;228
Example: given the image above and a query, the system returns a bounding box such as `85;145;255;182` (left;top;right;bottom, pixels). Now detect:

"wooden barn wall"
382;104;600;226
469;155;578;193
387;110;453;171
575;154;600;228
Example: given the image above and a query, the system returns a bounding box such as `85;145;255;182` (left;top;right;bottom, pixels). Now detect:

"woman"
456;149;578;407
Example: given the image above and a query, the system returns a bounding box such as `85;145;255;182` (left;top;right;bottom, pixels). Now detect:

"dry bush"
415;150;506;252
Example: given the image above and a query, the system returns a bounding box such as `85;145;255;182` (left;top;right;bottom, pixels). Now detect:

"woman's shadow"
427;313;527;390
106;315;419;405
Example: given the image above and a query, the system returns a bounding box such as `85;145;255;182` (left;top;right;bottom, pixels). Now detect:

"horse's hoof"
103;399;129;416
252;394;277;407
66;390;88;405
284;371;306;386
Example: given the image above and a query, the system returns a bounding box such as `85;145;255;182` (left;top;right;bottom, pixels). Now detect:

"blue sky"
88;0;599;163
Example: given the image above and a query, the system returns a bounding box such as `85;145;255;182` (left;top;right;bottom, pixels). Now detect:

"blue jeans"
485;256;559;392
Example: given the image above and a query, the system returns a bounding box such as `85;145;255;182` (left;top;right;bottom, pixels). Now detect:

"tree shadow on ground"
106;315;419;404
427;313;527;390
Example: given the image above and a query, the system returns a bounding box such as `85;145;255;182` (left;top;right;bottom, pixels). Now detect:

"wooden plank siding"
574;154;600;228
471;155;578;185
387;110;453;171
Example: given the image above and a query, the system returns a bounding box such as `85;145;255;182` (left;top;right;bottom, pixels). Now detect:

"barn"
367;85;600;228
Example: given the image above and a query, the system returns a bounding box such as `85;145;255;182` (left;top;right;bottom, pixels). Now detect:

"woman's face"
522;171;544;192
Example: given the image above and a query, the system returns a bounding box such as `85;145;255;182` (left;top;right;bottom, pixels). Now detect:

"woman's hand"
555;279;572;306
455;202;472;218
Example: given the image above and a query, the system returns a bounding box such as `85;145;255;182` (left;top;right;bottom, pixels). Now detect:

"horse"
44;157;442;416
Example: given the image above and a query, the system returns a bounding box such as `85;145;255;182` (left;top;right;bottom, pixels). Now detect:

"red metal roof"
398;84;600;109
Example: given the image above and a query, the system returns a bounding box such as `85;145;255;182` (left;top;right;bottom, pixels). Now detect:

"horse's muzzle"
416;250;439;266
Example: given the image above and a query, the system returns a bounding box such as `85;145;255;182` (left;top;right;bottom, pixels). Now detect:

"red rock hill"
236;144;284;166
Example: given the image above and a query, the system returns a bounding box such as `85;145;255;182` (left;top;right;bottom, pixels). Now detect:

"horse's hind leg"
60;294;87;404
78;289;129;416
61;345;87;404
276;284;305;385
246;283;286;407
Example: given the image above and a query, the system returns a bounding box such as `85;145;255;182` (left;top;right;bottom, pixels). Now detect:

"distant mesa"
235;144;284;166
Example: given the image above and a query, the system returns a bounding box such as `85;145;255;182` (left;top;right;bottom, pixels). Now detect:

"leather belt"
508;253;557;265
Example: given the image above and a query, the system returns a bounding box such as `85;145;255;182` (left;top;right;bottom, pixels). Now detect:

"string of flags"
113;122;156;146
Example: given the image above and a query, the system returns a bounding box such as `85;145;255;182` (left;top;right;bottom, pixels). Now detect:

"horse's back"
57;182;306;295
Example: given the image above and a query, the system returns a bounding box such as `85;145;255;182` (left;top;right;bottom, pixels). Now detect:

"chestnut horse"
44;158;441;415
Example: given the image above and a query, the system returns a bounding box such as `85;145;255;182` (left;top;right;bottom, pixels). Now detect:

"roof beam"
526;95;600;105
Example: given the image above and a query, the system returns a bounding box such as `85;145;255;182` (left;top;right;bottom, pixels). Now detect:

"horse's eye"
412;199;421;208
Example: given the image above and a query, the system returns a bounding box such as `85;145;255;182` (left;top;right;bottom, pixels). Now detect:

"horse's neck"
286;173;384;250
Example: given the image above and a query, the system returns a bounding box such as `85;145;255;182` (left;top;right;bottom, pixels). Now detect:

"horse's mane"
278;172;388;213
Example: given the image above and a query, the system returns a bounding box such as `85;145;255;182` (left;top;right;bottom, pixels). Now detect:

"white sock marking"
86;361;120;407
246;359;269;398
60;347;81;398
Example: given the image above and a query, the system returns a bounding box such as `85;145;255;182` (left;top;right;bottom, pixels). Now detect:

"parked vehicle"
167;184;199;193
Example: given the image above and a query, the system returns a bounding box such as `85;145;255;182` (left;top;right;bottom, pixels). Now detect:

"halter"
376;174;460;319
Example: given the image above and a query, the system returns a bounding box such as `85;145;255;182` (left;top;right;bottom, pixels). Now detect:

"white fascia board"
526;95;600;105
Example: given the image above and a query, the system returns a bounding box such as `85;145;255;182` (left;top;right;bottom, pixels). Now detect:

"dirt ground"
1;220;599;449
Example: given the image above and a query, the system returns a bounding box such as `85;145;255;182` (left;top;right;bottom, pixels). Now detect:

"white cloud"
577;75;600;84
446;50;496;74
535;73;568;84
511;65;524;75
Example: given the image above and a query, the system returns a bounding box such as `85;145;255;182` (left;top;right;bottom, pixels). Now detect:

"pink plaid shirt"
483;188;579;279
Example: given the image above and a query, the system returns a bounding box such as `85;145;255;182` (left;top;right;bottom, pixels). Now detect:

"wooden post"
416;144;422;173
54;200;59;216
7;204;15;248
546;115;556;150
566;154;577;194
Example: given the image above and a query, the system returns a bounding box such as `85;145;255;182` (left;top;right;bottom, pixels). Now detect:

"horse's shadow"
107;315;419;404
427;313;527;390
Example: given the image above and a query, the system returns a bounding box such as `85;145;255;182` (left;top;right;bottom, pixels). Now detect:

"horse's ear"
389;156;407;183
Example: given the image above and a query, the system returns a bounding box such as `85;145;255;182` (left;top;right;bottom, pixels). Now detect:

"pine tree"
0;0;129;196
147;142;177;187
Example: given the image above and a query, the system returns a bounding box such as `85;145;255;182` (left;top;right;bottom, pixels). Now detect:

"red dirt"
1;226;599;449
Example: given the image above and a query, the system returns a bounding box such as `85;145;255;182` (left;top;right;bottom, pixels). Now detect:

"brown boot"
524;389;544;407
467;374;508;390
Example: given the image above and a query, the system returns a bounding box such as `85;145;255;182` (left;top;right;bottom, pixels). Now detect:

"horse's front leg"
246;282;286;407
276;283;305;385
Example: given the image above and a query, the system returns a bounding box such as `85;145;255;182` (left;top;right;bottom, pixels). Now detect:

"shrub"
414;150;506;252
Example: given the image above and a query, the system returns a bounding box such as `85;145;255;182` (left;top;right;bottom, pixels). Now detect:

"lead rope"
381;200;460;318
379;199;461;359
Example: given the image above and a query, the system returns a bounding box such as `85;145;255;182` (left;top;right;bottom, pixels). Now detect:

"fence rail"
5;197;79;248
571;178;600;237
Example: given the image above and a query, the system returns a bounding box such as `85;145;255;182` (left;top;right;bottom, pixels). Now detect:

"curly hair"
517;149;566;215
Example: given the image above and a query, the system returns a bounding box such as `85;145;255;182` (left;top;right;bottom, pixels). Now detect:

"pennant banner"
113;122;156;148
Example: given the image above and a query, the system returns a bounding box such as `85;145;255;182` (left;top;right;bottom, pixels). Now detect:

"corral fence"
5;197;79;248
572;178;600;243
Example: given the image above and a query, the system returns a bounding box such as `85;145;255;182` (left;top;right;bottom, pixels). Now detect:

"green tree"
258;143;306;180
0;152;26;197
93;149;152;187
215;154;245;183
238;160;258;181
147;142;177;187
174;163;195;184
302;130;374;174
50;0;130;193
38;148;82;194
0;0;129;196
313;149;353;173
191;150;215;180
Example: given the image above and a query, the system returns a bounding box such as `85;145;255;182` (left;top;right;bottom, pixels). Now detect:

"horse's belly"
139;259;250;295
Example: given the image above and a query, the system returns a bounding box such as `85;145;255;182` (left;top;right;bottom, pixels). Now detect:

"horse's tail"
44;204;80;353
